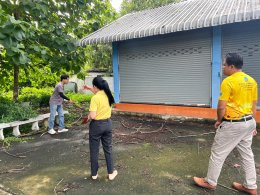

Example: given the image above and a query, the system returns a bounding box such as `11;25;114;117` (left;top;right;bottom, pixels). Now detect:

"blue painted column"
112;42;120;103
211;26;222;108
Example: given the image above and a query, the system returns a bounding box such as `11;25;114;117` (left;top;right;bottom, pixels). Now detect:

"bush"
68;92;93;103
0;102;38;123
0;87;93;109
0;87;52;108
0;91;13;102
19;87;53;107
19;88;93;107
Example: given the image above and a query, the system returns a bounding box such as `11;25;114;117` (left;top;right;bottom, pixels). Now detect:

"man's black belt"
222;116;253;122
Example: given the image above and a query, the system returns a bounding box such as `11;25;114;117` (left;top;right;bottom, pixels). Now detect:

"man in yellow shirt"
194;53;258;195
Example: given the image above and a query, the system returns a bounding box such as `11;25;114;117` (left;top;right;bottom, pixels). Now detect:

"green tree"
85;44;113;72
0;5;33;100
121;0;181;15
0;0;116;100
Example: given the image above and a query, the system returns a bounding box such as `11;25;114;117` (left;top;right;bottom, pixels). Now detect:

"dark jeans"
89;118;113;176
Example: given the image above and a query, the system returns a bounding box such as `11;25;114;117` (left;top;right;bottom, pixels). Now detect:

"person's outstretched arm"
83;85;95;93
59;92;73;103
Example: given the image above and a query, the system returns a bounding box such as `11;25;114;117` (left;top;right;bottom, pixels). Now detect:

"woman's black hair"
92;76;115;106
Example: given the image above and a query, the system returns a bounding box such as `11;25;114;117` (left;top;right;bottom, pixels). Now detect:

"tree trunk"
13;9;20;102
13;65;19;101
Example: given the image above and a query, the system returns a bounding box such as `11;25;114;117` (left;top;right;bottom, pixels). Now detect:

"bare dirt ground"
0;111;259;195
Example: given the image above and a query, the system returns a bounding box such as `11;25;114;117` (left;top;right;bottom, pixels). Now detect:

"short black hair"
225;53;243;69
60;74;69;81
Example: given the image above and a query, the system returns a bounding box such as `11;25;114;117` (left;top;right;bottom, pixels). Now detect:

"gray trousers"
206;118;257;189
89;119;114;176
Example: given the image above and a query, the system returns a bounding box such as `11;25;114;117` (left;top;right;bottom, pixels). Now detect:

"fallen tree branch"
16;149;38;155
116;122;166;136
54;178;64;195
131;136;145;141
40;132;47;137
115;133;130;136
20;129;47;138
114;140;123;144
56;182;81;193
124;142;139;144
71;114;83;125
121;121;131;129
115;141;139;145
0;163;31;174
0;185;18;195
197;142;200;155
218;183;238;192
171;132;215;139
3;150;26;158
6;167;25;173
167;129;177;136
134;124;143;133
136;122;166;134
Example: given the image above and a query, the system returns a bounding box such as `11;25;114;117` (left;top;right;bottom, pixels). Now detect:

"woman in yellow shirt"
84;77;117;180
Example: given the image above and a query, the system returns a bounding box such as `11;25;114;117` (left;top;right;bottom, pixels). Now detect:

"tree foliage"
0;66;60;92
85;44;113;72
0;0;116;100
121;0;181;15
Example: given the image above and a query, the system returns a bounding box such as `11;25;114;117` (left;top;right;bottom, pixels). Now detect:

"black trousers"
89;118;113;176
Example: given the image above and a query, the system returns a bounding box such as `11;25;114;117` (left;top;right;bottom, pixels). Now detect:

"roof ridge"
80;0;260;45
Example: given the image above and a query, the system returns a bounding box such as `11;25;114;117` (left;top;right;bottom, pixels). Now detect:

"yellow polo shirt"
89;90;112;120
219;72;258;120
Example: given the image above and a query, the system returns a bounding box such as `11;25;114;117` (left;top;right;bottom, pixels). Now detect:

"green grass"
1;136;33;148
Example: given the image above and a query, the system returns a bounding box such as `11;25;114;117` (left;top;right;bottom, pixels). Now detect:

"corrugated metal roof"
80;0;260;46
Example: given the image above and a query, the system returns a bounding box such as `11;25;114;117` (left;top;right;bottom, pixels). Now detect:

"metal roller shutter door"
118;29;212;106
222;20;260;107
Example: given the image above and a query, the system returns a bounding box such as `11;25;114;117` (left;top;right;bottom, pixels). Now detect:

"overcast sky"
110;0;123;12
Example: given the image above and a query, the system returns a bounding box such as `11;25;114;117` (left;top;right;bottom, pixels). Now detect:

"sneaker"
57;128;68;133
108;170;118;181
193;177;216;190
92;174;98;180
48;129;56;135
232;182;257;195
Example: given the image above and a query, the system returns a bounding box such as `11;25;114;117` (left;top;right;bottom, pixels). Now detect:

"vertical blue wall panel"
112;42;120;103
212;26;222;108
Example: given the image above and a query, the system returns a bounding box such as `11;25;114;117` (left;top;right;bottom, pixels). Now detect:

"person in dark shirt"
48;74;73;135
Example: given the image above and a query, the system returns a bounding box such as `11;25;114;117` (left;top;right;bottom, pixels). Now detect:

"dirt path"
0;114;259;195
